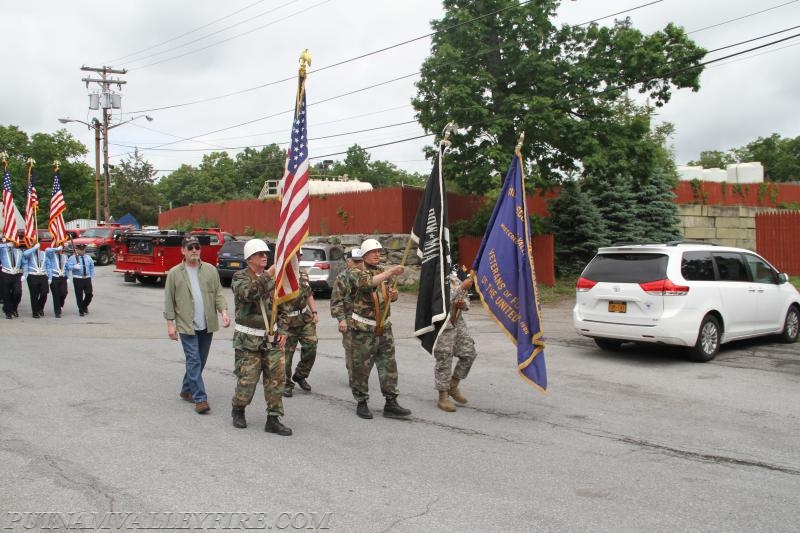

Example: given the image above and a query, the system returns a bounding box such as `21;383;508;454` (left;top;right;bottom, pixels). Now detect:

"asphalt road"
1;266;799;532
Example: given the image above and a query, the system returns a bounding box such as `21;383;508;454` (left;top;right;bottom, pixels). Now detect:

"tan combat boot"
437;390;456;412
449;377;468;405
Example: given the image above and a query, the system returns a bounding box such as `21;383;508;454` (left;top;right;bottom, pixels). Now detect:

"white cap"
360;238;383;256
243;239;270;260
350;248;363;260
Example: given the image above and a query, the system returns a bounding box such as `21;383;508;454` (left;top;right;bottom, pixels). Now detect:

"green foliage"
413;1;705;194
687;150;736;168
545;180;608;277
0;124;95;220
689;133;800;183
109;148;161;225
689;178;707;204
586;175;646;244
328;144;427;188
634;168;682;243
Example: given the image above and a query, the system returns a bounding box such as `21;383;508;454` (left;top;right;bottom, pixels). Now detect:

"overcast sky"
3;0;799;180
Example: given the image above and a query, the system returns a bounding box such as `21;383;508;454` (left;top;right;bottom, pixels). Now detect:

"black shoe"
356;400;373;419
282;388;293;398
33;313;40;319
231;408;247;429
265;415;292;436
55;312;61;318
292;374;311;391
12;310;18;317
79;311;86;317
383;397;412;418
4;314;11;320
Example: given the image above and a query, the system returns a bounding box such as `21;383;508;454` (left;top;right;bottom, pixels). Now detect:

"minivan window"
681;251;715;281
712;253;750;282
743;253;777;284
581;253;668;283
302;248;326;261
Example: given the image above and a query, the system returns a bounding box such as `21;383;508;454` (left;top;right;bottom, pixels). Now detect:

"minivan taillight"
639;279;689;296
313;262;330;270
576;277;597;292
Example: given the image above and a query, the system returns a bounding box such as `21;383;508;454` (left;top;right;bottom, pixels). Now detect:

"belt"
235;324;268;336
73;275;92;279
28;272;47;276
2;268;22;275
351;312;390;328
285;305;310;318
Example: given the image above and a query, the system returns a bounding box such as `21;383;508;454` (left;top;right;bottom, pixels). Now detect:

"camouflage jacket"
330;266;360;323
351;264;392;332
276;270;314;335
231;267;275;351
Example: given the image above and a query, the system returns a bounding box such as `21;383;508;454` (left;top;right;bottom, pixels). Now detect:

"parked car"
573;242;800;361
63;224;133;265
300;243;346;298
217;238;273;287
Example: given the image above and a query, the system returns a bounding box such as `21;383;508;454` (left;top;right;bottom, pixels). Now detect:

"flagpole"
270;49;312;335
27;158;38;246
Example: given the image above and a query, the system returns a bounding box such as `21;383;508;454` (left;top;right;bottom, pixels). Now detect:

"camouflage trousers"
341;329;353;380
433;316;477;391
284;321;318;389
350;325;399;402
232;344;285;416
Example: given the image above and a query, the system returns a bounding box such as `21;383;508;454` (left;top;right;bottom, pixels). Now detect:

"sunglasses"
252;251;268;257
185;244;201;251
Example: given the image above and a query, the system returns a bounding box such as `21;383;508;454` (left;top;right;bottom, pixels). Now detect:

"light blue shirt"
0;242;23;274
66;253;95;279
45;246;68;282
22;243;47;278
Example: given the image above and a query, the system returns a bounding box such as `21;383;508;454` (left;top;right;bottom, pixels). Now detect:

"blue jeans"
179;329;213;403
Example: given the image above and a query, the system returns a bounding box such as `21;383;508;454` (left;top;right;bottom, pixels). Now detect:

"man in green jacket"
164;235;230;414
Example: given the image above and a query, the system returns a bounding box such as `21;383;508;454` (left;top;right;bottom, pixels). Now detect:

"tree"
687;150;737;169
736;134;800;183
233;145;285;197
0;125;95;220
413;0;706;193
634;167;681;243
110;149;161;225
590;175;646;244
545;180;608;277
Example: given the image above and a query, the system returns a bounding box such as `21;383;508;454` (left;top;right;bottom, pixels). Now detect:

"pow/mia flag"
411;143;451;354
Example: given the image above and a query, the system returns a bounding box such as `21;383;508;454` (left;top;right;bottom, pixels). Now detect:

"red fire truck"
114;228;233;285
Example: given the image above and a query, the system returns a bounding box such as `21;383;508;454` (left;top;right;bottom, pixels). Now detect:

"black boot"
292;374;311;391
356;400;373;419
383;397;411;419
265;415;292;436
231;408;247;429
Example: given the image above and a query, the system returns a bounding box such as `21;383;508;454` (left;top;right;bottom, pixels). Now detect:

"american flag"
2;167;19;243
23;172;39;246
48;171;68;246
273;76;310;309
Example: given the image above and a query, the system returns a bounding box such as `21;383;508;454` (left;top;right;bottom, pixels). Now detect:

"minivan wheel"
594;338;622;351
691;315;720;362
780;306;799;343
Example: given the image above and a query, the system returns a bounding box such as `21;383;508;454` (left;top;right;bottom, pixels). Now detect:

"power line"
127;0;664;114
687;0;799;34
103;0;268;64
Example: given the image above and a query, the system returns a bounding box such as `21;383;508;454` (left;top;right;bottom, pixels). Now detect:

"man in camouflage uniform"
230;239;292;436
433;271;478;412
280;257;319;398
329;248;364;381
349;238;411;420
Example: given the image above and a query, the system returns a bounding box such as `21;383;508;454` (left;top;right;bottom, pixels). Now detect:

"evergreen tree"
635;168;682;243
588;175;647;244
545;180;608;277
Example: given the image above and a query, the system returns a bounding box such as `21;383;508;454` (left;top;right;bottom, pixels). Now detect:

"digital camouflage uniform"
349;264;399;402
280;270;318;391
433;274;477;391
330;266;359;379
231;268;285;416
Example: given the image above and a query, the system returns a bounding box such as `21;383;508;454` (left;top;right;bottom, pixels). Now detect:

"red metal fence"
458;234;555;287
756;211;800;275
673;181;800;207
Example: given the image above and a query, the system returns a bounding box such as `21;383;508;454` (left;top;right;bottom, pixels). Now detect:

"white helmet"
360;238;383;256
243;239;269;260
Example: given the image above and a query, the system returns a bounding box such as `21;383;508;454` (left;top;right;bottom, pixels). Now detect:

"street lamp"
59;114;153;225
58;117;102;225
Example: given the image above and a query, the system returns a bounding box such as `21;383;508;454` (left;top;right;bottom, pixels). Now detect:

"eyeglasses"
185;244;201;251
252;251;268;257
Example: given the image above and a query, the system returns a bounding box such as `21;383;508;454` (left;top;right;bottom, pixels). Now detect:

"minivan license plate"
608;301;627;313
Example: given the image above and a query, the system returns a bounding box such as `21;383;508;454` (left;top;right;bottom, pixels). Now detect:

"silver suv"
300;244;346;298
573;242;800;361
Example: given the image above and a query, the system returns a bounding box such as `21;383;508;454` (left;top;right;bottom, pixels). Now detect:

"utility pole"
81;66;126;224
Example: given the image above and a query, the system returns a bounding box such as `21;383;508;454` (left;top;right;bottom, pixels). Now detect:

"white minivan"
573;242;800;361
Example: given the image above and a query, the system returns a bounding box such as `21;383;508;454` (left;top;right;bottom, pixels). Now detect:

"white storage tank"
727;162;764;184
677;165;705;181
703;168;727;182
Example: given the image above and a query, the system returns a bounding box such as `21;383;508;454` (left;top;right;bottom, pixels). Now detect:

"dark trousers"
50;277;68;315
73;277;93;312
1;271;23;314
26;274;49;316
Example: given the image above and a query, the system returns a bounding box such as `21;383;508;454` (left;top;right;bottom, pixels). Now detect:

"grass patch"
536;277;577;305
791;276;800;291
